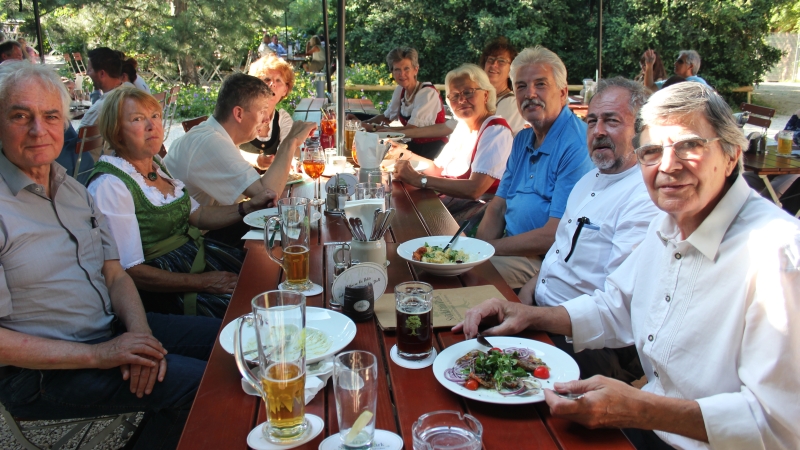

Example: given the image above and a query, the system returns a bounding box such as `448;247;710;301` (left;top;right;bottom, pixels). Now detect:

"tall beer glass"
395;281;434;360
265;198;312;291
234;291;308;442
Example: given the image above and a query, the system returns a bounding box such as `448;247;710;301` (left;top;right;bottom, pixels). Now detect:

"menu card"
374;285;507;330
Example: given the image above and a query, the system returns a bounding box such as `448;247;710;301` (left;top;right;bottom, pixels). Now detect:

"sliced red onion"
503;347;531;358
499;385;526;396
444;367;468;384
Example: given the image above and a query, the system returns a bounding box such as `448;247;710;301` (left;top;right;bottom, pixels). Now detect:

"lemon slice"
344;410;374;444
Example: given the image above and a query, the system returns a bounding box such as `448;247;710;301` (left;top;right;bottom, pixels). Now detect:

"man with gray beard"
477;46;593;289
515;77;660;382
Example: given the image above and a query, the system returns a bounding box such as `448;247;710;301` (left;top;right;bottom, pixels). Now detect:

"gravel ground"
0;412;143;450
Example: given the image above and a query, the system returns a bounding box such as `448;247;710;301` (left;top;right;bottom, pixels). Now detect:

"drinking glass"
324;147;338;167
367;171;393;209
355;182;385;201
265;198;312;292
345;120;360;161
395;281;434;360
321;106;337;149
334;351;378;449
777;130;793;155
412;411;483;450
234;291;308;443
302;149;326;205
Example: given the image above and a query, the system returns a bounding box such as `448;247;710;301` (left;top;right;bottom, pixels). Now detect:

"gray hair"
510;46;568;90
444;63;497;114
590;76;649;132
640;82;746;176
678;50;701;75
0;61;71;128
386;47;419;71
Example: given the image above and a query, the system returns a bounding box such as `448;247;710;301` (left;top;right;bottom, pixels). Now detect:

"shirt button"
648;334;654;341
654;371;659;378
555;250;559;254
665;295;671;302
675;253;682;260
596;173;599;177
568;219;572;223
541;279;546;284
591;193;595;197
529;175;533;178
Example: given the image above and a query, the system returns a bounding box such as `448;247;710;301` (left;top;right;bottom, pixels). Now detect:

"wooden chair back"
740;103;776;130
71;52;87;75
153;91;167;109
182;116;208;133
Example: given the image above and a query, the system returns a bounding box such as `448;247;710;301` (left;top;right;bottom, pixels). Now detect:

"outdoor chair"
182;116;208;133
740;103;776;135
73;125;104;180
71;52;87;75
153;91;167;109
0;401;137;450
163;86;181;142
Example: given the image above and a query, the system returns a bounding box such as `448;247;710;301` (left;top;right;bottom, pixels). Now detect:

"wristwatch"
238;201;247;217
420;177;428;189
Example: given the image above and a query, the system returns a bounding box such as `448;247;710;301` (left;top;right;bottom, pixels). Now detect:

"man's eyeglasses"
447;88;484;103
634;137;721;166
485;56;511;67
675;59;687;65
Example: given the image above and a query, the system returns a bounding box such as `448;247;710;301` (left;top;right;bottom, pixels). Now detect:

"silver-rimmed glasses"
634;137;721;166
446;88;485;103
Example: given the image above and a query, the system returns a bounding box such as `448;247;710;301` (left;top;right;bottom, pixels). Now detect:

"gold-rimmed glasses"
446;88;485;103
485;56;511;66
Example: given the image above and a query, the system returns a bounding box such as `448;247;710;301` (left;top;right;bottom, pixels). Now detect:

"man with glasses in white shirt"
455;82;800;449
515;77;660;383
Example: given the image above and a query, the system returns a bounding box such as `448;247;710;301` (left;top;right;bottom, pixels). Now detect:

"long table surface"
176;176;634;450
743;151;800;176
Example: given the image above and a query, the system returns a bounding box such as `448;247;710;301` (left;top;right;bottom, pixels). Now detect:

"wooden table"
292;98;380;123
176;178;634;450
743;151;800;211
568;96;588;118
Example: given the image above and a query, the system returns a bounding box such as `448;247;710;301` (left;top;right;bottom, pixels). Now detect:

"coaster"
279;282;323;297
318;429;403;450
247;414;324;450
389;344;437;369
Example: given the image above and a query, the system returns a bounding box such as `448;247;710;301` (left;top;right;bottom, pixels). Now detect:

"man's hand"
393;159;422;186
544;376;646;429
451;298;534;339
93;332;167;370
256;154;275;170
249;187;278;209
284;121;317;145
120;356;168;398
199;271;238;294
643;49;656;67
517;277;536;306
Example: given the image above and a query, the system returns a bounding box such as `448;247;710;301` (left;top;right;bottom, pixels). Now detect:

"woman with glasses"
239;55;296;170
394;63;514;226
352;46;449;159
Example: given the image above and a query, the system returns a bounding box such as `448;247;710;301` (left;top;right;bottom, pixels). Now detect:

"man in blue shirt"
476;46;593;289
267;35;287;57
644;49;708;91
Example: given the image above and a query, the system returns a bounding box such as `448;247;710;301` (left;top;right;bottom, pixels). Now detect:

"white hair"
510;46;568;89
0;61;71;128
444;63;497;114
678;50;701;75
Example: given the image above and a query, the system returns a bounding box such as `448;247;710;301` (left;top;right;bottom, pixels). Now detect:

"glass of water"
334;351;378;448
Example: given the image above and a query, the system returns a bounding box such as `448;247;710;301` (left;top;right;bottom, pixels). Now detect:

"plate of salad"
432;336;579;404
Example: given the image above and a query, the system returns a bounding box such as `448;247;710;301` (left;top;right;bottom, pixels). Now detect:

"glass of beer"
345;120;360;161
265;198;312;292
334;351;378;448
777;130;794;156
395;281;434;360
234;290;308;443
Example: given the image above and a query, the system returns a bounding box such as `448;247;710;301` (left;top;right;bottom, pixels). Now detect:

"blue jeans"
0;313;220;450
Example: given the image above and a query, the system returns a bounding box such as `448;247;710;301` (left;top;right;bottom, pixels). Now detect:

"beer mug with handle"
234;290;308;442
265;197;313;292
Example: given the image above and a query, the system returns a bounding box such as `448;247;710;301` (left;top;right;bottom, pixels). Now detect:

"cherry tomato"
533;366;550;379
489;347;503;353
464;379;480;391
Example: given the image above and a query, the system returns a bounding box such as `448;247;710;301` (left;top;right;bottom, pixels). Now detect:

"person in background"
455;82;800;450
0;40;24;64
634;49;665;89
353;47;449;160
239;54;296;170
16;37;38;63
644;49;708;91
81;47;134;129
0;61;219;450
257;32;271;57
267;34;287;57
301;36;325;73
121;57;151;93
476;46;593;289
394;63;514;227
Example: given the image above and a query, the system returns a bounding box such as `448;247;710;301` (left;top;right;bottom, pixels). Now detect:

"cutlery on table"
554;391;585;400
475;332;493;348
370;208;383;241
378;208;395;239
443;219;471;252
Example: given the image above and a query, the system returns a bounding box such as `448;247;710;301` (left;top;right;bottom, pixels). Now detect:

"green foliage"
771;1;800;32
344;0;787;97
343;63;394;109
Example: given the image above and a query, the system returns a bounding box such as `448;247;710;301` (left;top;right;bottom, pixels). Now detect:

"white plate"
375;132;405;141
396;236;494;276
244;208;322;228
432;337;579;404
380;159;429;172
219;307;357;364
318;429;404;450
324;172;359;196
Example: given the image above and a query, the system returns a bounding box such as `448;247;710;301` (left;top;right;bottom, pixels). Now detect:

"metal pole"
597;0;602;80
322;0;332;94
336;0;345;156
284;12;289;52
33;0;45;64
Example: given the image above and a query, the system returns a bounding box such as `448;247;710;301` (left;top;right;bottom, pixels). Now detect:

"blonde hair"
248;54;295;97
510;46;568;90
445;63;497;114
98;86;162;152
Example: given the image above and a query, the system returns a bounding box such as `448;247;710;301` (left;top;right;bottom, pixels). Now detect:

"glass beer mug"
234;290;308;442
265;198;313;292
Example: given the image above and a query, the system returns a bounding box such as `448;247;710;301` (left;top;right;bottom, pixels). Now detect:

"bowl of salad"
396;236;494;276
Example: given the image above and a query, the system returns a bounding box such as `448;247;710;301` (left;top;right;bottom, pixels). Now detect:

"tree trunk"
172;0;200;85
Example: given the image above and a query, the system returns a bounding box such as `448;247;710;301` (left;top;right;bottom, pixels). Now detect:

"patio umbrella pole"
336;0;345;157
33;0;45;64
596;0;602;80
322;0;332;94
